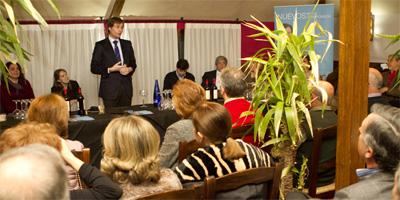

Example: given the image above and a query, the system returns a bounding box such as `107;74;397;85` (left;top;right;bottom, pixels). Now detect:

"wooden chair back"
204;163;283;199
178;139;204;163
138;185;204;200
230;124;253;139
72;148;91;189
307;125;337;198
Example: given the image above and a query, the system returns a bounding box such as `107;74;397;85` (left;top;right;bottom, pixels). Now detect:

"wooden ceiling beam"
105;0;125;19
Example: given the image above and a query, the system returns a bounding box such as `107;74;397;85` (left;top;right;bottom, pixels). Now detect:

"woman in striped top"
175;102;272;183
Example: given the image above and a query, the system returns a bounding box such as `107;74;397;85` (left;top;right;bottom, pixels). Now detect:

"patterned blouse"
120;168;182;199
175;139;272;182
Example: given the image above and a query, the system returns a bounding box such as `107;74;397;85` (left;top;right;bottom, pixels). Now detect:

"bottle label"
205;90;211;100
213;89;218;100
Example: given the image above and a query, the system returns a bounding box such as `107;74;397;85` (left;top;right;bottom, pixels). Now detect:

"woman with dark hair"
0;62;35;114
175;102;272;183
51;68;82;100
334;104;400;199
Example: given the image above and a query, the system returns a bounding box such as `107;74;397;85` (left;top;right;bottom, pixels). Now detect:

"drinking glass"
11;100;21;119
139;89;147;107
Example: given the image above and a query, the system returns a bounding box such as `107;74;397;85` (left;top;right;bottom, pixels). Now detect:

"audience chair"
72;148;91;189
230;124;253;139
137;185;204;200
178;139;204;163
204;163;283;199
304;125;337;198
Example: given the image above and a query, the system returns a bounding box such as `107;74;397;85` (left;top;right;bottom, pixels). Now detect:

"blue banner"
274;4;335;78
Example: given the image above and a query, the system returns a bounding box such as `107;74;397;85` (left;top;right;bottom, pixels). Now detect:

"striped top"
175;139;272;182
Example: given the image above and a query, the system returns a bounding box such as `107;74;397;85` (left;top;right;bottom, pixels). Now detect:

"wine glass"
139;89;147;107
11;99;21;119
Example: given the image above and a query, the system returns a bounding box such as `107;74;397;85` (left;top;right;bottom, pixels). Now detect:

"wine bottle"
77;87;85;116
153;80;161;108
212;78;218;101
205;79;211;101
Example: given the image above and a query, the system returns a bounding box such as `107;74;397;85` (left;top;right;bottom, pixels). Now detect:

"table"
0;104;180;168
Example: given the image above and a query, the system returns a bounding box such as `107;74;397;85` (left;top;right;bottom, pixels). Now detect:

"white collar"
224;97;245;104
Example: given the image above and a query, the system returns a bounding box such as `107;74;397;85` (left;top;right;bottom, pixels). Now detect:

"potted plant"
0;0;59;83
242;5;340;196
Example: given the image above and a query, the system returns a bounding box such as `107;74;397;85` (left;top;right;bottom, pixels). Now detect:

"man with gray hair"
0;144;69;200
368;67;389;113
220;67;256;145
201;55;228;90
335;104;400;199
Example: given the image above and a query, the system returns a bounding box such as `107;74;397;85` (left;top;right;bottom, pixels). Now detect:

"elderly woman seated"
101;115;182;199
334;104;400;199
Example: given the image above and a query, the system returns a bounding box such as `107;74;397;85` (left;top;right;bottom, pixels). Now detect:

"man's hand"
108;61;123;73
119;65;133;75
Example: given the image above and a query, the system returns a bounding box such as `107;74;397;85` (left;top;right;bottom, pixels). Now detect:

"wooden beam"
105;0;125;19
336;0;371;190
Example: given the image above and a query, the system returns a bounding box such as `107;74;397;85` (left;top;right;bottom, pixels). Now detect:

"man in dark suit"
163;59;195;90
295;81;337;188
90;17;137;108
201;56;227;89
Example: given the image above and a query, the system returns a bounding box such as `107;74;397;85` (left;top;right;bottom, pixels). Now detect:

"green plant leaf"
273;101;284;137
297;101;313;137
261;135;289;148
281;166;292;178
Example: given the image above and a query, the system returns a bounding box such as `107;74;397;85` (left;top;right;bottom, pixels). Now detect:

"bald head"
312;81;335;107
369;68;384;93
0;144;69;200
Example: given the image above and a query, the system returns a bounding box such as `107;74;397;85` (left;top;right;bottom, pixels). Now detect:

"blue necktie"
113;40;121;62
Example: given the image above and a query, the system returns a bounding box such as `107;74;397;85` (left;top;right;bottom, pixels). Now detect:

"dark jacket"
201;70;217;88
70;163;122;200
90;38;137;100
163;71;195;90
51;80;81;100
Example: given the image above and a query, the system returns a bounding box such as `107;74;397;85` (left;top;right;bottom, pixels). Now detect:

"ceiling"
14;0;319;21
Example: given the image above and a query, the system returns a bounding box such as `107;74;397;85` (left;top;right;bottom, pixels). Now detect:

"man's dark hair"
283;23;293;32
176;59;189;70
107;17;124;29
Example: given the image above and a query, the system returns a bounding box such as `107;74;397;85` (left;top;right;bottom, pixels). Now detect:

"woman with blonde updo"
101;115;182;199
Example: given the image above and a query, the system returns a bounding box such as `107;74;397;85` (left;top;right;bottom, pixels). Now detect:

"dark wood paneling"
336;0;371;190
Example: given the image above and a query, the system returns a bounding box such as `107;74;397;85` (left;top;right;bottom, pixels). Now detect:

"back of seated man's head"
394;165;400;200
0;144;69;200
220;67;247;99
361;104;400;172
368;68;385;93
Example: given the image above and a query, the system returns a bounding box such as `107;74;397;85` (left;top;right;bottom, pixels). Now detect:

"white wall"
327;0;400;63
370;0;400;63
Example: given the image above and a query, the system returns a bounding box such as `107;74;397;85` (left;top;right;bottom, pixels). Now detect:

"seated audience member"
220;67;256;145
368;68;390;113
27;94;84;190
201;55;228;89
51;68;83;99
334;104;400;199
394;165;400;200
0;144;121;200
0;122;122;199
383;54;400;97
163;59;195;90
295;81;337;187
175;102;272;183
101;115;182;199
0;62;35;114
0;122;61;154
0;144;69;200
159;79;206;168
